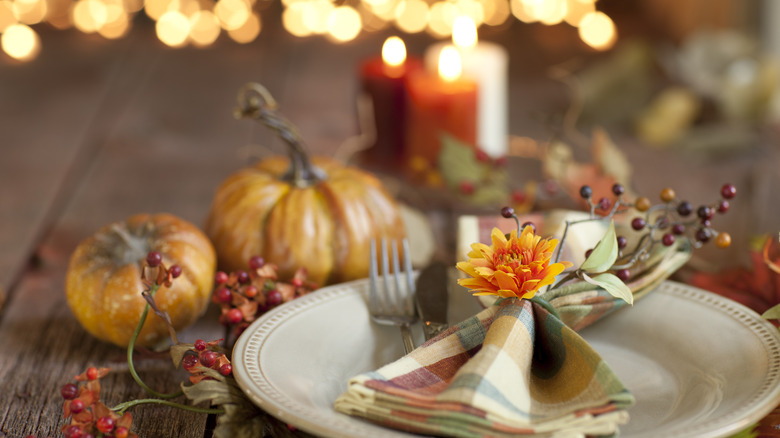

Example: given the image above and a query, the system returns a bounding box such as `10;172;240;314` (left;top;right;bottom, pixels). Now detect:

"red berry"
86;367;98;380
697;206;714;220
266;289;283;306
226;308;243;325
61;383;79;400
662;233;675;246
96;416;115;433
616;269;630;282
543;180;558;195
244;285;259;297
676;201;692;216
717;199;729;213
215;287;232;303
475;149;490;162
579;185;592;199
695;228;712;243
70;399;85;414
219;363;233;376
169;264;182;278
249;256;265;270
721;183;736;199
617;236;628;249
182;354;199;370
511;189;527;204
115;427;129;438
612;183;625;196
290;278;303;288
500;206;515;218
458;180;475;195
215;271;229;284
200;350;218;367
672;224;685;235
63;426;84;438
146;251;162;267
631;217;646;231
236;270;250;284
598;197;611;211
194;339;207;351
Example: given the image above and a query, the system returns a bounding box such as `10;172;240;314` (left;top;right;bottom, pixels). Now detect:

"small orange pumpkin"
66;213;216;347
205;83;406;285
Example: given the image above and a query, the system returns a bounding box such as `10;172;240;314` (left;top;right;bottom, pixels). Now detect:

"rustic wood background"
2;3;780;436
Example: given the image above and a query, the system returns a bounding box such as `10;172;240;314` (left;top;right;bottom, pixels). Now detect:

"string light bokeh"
0;0;615;62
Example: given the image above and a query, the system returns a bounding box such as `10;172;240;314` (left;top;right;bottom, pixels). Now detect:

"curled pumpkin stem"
234;82;324;187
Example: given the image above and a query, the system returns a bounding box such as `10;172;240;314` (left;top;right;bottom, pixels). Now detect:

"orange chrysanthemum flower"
456;226;573;300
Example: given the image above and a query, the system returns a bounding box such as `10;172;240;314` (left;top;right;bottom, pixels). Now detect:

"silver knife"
415;261;450;340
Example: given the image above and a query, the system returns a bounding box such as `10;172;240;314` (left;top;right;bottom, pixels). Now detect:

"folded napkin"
334;297;633;437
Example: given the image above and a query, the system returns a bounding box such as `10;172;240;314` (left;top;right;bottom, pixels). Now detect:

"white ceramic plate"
233;279;780;438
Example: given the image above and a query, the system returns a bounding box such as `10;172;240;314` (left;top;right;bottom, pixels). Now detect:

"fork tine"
402;238;415;315
381;238;390;311
391;239;402;311
369;239;378;312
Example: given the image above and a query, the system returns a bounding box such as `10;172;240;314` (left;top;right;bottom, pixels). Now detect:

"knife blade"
414;261;450;340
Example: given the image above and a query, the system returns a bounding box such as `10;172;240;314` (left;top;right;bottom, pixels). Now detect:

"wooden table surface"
2;11;780;437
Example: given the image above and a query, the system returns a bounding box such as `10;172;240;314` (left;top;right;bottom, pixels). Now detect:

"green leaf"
580;221;619;273
437;133;485;189
582;273;633;305
762;303;780;321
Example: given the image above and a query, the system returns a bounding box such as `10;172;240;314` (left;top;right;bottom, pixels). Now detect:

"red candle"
359;37;422;168
405;46;477;167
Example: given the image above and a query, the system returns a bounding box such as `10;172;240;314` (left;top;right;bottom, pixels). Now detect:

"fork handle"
400;323;415;354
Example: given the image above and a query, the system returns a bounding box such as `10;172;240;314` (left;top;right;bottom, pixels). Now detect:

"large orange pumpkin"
66;213;216;347
205;83;406;285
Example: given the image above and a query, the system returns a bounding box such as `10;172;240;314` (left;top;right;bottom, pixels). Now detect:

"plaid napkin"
334;297;633;437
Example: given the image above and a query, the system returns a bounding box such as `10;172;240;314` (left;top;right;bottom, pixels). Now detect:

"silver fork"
369;238;417;354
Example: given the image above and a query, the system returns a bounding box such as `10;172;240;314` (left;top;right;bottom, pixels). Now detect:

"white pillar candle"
424;18;508;158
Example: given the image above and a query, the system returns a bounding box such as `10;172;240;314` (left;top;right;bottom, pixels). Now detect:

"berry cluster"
578;182;735;281
212;256;318;344
181;338;233;384
59;367;136;438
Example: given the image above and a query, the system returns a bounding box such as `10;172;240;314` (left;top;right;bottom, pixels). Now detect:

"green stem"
113;398;225;416
127;284;183;399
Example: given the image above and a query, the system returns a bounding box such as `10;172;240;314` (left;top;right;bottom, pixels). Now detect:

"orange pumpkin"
205;83;406;285
66;213;216;347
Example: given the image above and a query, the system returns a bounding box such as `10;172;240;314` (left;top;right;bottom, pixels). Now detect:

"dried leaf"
592;128;632;191
170;343;194;368
181;368;271;438
580;221;618;273
762;303;780;321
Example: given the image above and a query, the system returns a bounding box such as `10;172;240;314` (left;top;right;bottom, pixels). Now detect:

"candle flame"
438;45;461;82
452;15;477;48
382;36;406;67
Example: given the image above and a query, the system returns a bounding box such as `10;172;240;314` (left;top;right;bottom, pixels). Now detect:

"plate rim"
232;280;780;438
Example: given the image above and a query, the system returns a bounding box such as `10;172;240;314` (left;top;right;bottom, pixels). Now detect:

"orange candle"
359;37;422;168
405;45;477;167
